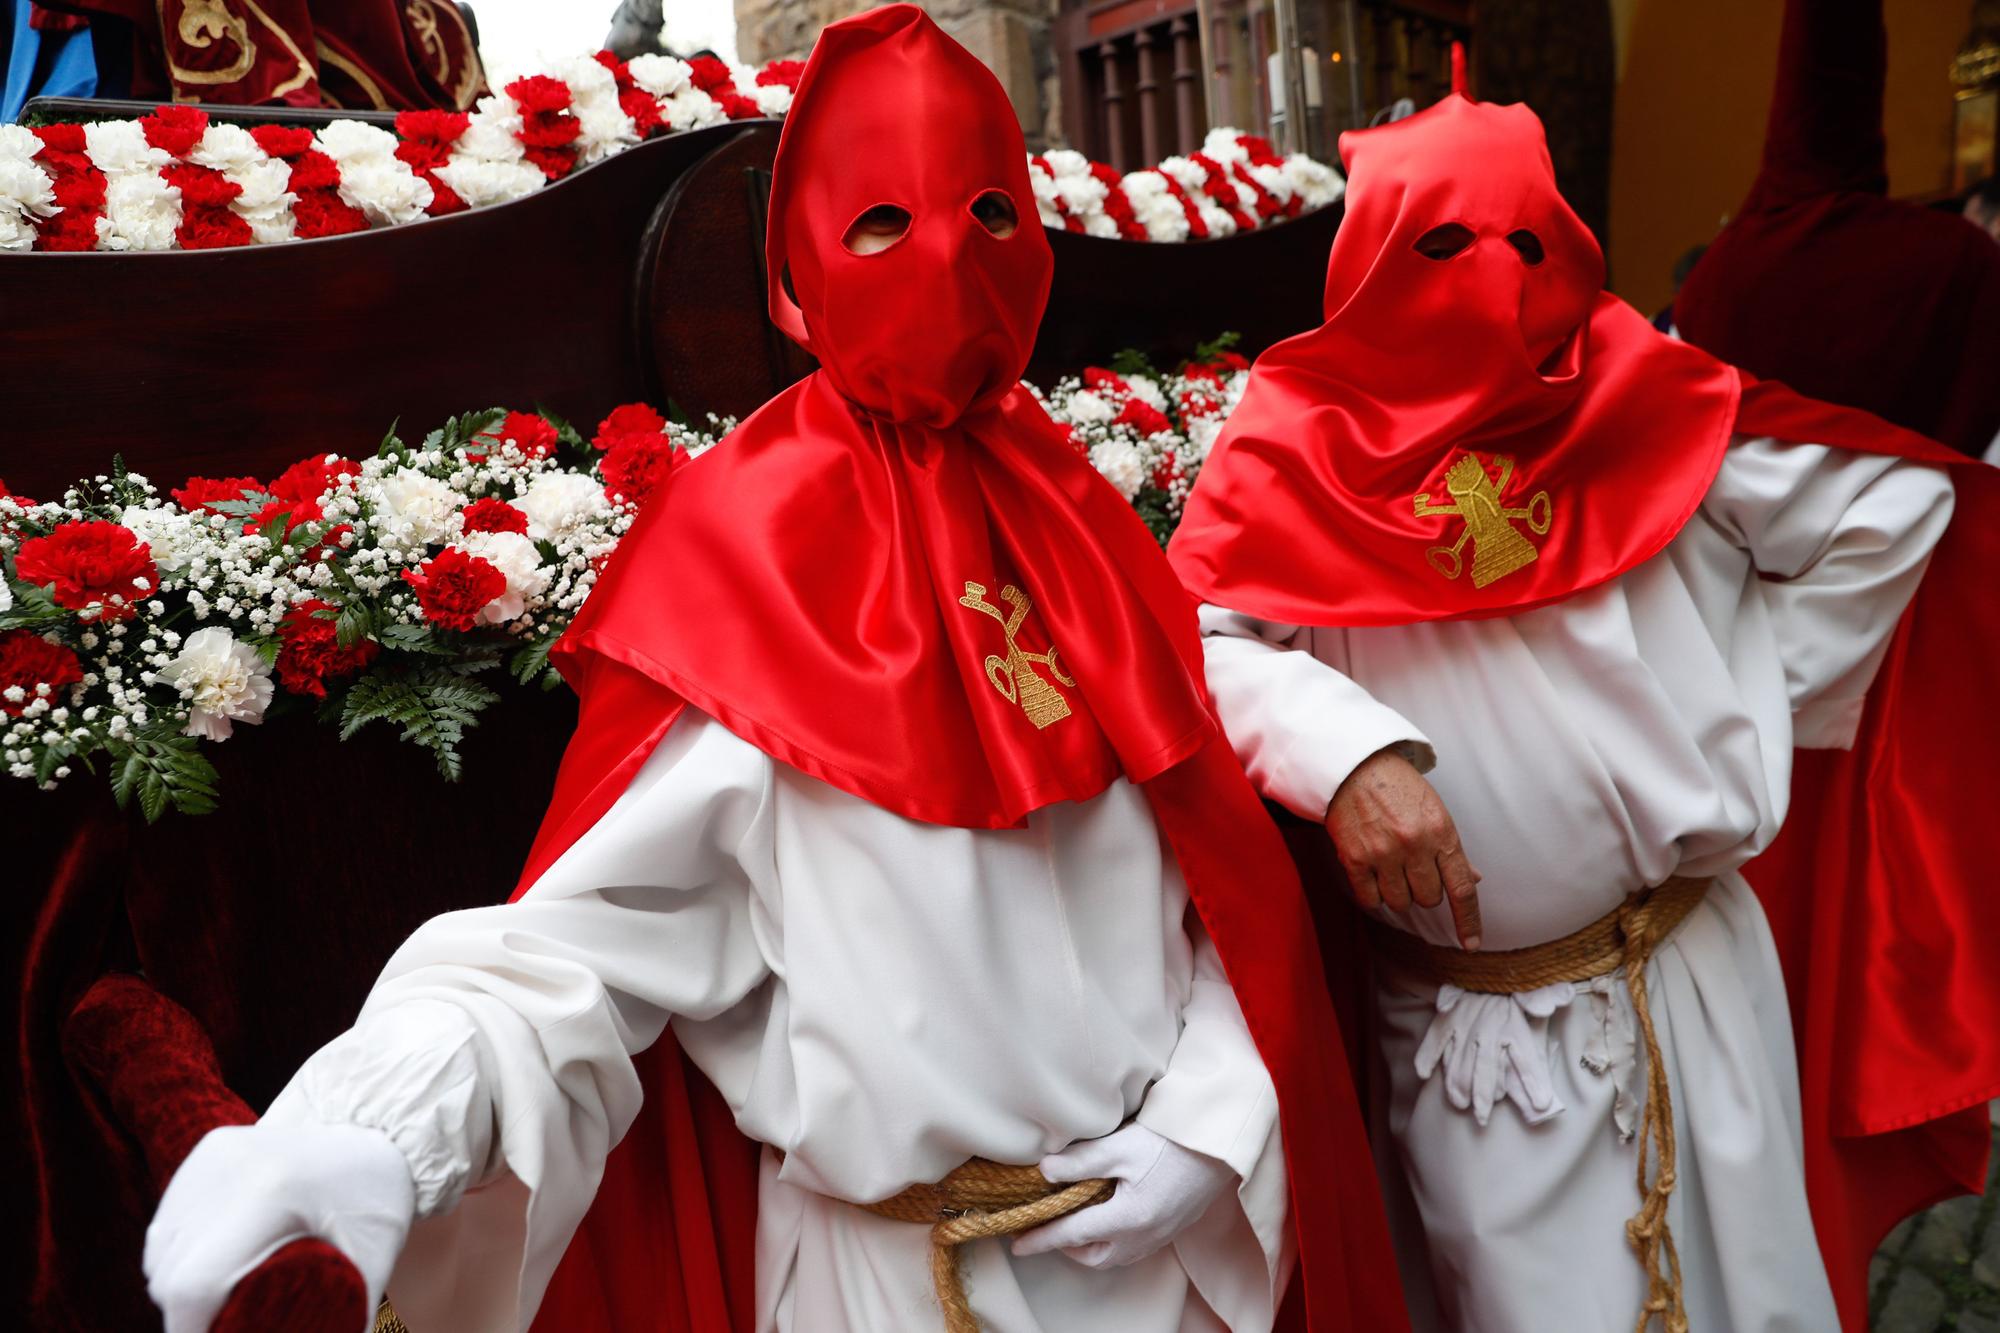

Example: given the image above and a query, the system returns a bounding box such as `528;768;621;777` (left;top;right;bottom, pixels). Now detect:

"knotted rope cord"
1371;875;1709;1333
859;1158;1114;1333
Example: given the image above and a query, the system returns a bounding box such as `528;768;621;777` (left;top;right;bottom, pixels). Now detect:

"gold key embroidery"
1413;453;1554;589
959;582;1076;730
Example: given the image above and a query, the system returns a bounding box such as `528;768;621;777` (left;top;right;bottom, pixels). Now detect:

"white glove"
145;1121;416;1333
1413;981;1570;1126
1010;1123;1235;1269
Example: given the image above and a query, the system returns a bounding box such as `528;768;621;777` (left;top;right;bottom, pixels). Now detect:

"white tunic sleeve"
1138;915;1293;1326
1197;603;1434;819
1701;437;1954;747
260;709;776;1333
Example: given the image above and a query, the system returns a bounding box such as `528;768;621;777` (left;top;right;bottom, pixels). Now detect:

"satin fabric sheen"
1729;381;2000;1330
510;7;1407;1330
1168;94;1741;627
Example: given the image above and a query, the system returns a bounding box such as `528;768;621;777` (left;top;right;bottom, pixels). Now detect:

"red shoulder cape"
1731;381;2000;1330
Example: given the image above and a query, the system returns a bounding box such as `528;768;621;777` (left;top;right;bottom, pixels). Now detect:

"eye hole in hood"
1507;228;1546;265
1413;222;1475;261
843;203;912;255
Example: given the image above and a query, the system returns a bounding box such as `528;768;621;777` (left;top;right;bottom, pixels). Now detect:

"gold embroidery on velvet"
1413;453;1554;589
167;1;314;96
316;39;392;111
959;582;1076;730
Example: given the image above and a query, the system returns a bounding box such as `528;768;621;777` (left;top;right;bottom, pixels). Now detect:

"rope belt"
1371;875;1712;1333
857;1157;1114;1333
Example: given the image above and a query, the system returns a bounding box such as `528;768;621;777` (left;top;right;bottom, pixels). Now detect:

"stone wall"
734;0;1062;149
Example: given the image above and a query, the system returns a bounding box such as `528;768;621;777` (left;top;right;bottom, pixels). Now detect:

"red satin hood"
1170;94;1741;627
552;4;1213;829
765;3;1051;428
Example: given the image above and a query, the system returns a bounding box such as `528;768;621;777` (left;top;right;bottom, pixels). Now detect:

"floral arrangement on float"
0;343;1245;815
0;48;1339;252
1029;130;1343;243
1033;335;1251;543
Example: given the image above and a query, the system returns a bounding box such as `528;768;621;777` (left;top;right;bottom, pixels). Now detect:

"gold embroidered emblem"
959;582;1076;730
1413;453;1554;589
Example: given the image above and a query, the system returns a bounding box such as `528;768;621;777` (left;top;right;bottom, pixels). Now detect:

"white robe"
262;711;1291;1333
1197;436;1953;1332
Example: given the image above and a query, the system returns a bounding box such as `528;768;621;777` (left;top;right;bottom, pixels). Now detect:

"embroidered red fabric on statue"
515;7;1408;1331
1170;84;2000;1332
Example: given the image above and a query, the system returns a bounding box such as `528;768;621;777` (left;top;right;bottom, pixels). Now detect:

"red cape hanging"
505;7;1408;1331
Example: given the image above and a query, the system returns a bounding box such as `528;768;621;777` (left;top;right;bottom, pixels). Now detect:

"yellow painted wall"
1609;0;1970;316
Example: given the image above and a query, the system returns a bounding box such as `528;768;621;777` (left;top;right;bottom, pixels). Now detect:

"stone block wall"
734;0;1062;149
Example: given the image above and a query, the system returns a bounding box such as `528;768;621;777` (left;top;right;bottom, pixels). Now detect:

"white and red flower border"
0;48;1338;252
0;345;1245;814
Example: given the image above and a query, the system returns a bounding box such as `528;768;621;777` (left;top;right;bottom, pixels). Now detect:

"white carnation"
0;123;39;159
315;119;401;162
1126;376;1169;412
574;99;640;165
1187;415;1224;462
188;124;265;173
751;83;793;117
516;471;609;541
1121;171;1189;243
627;54;693;99
456;530;550;624
99;172;182;251
84;119;170;175
119;505;200;573
1200;127;1251;165
333;159;433;226
661;88;725;132
432;157;545;208
0;580;11;614
1064;390;1115;425
1281;153;1344;210
1159;157;1236;238
157;627;273;741
455;98;528;162
1088;440;1147;501
375;467;463;548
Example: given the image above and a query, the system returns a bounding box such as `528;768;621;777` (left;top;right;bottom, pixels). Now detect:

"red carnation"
1115;399;1173;437
140;105;209;158
395;109;470;147
599;432;683;511
461;498;529;535
275;600;379;699
688;55;734;95
402;548;506;631
269;455;359;507
480;411;559;460
171;475;264;514
0;631;83;716
619;88;663;138
756;60;804;90
717;91;761;120
287;151;341;191
0;477;35;507
13;520;157;622
593;402;666;449
1151;449;1184;491
593;51;634;91
507;74;574;115
1082;367;1130;397
33;122;85;154
250;125;315;160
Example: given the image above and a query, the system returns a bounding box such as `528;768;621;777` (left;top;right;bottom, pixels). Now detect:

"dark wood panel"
1029;200;1342;378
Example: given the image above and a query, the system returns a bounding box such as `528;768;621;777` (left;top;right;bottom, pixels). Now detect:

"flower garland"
0;50;1335;251
1029;128;1343;243
0;342;1246;813
0;51;800;251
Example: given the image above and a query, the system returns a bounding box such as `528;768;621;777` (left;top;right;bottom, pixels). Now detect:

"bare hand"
1326;749;1483;949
